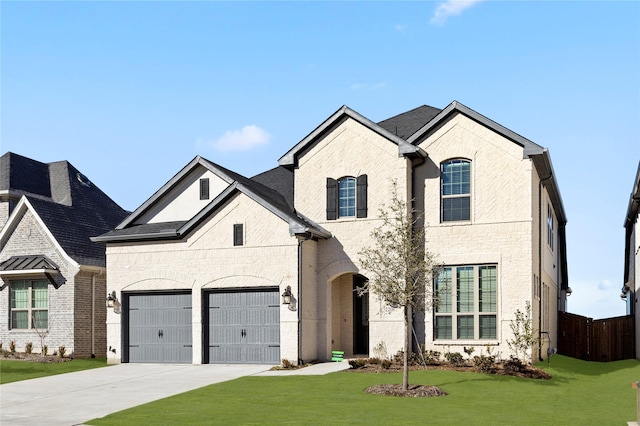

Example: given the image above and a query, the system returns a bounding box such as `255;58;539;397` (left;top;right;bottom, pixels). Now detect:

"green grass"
88;355;640;425
0;357;108;384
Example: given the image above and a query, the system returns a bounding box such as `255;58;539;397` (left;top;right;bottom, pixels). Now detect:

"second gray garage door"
206;289;280;364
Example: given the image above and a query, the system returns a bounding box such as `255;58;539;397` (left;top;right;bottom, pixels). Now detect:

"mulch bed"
365;383;447;397
2;352;71;363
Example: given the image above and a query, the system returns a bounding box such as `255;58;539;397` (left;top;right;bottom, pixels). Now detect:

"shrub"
504;356;527;374
9;341;16;352
348;359;367;369
367;357;382;365
473;354;496;372
381;359;392;369
281;359;295;369
25;342;33;354
58;345;66;358
1;349;9;358
43;345;48;356
423;350;441;365
444;351;465;366
372;341;388;359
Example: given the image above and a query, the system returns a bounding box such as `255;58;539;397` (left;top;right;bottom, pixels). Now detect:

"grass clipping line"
365;384;447;397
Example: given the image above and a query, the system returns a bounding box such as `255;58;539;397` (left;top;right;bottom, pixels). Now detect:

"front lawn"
88;355;640;425
0;357;108;384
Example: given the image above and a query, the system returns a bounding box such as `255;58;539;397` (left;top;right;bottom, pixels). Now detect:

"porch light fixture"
566;287;573;296
281;286;292;305
107;291;121;314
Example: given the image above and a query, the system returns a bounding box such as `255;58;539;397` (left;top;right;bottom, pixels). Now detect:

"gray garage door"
206;289;280;364
127;293;192;363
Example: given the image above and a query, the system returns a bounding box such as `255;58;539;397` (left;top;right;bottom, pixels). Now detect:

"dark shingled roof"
377;105;442;140
1;152;129;267
251;166;294;210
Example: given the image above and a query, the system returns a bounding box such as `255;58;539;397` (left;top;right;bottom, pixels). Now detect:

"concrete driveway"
0;363;271;425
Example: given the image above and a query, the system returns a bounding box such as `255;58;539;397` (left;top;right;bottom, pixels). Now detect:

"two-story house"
94;101;569;364
0;152;128;357
622;160;639;359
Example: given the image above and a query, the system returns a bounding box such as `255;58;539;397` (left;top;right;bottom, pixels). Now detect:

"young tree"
358;181;440;391
507;301;539;363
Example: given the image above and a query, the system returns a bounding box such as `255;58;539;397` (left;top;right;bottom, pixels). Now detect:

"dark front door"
353;276;369;355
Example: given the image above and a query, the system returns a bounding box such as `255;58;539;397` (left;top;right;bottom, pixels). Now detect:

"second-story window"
326;175;367;220
441;159;471;222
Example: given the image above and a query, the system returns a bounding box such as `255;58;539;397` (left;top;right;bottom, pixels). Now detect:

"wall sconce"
107;291;121;314
281;286;292;305
566;287;572;296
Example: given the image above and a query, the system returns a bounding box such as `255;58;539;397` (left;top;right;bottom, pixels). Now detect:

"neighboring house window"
441;159;471;222
233;224;244;246
10;280;48;329
326;175;367;220
200;178;210;200
547;204;554;250
434;265;497;340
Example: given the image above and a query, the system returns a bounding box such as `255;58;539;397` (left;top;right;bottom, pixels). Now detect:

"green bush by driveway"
88;355;640;425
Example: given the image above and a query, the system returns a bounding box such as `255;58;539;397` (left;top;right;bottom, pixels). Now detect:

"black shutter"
233;224;243;246
326;178;337;220
357;174;368;218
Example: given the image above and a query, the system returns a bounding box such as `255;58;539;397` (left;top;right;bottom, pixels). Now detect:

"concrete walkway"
0;361;350;425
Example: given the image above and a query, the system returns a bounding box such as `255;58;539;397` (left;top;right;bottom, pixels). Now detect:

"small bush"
43;345;48;356
504;356;527;374
444;351;465;366
423;350;441;365
281;359;295;369
349;359;367;369
0;342;3;350
25;342;33;354
9;341;16;352
1;349;9;358
381;359;392;369
367;357;382;365
473;354;496;372
58;345;66;358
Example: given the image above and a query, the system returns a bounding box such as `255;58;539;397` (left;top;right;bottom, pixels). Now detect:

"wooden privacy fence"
557;311;635;362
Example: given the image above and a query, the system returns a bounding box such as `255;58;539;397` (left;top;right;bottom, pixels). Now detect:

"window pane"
338;178;356;217
442;160;470;196
457;267;474;313
442;196;470;221
480;315;496;339
32;310;48;329
435;316;452;339
32;281;48;309
11;281;29;309
435;268;452;313
479;266;496;312
457;316;474;339
12;311;28;329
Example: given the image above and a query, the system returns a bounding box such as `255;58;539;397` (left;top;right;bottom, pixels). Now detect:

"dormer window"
326;175;367;220
200;178;210;200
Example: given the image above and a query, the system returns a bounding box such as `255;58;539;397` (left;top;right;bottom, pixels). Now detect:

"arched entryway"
330;273;369;357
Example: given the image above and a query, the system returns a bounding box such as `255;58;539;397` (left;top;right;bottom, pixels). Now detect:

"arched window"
441;159;471;222
326;175;367;220
339;177;356;217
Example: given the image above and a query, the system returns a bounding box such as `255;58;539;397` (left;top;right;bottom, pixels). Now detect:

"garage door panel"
127;293;192;363
206;289;280;364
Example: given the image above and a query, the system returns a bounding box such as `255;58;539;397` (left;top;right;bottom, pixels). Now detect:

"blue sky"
1;1;639;319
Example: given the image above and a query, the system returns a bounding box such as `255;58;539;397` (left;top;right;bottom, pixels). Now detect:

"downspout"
538;172;552;360
91;270;104;358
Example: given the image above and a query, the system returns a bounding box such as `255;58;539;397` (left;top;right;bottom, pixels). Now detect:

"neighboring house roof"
93;156;330;243
278;105;427;168
0;152;129;268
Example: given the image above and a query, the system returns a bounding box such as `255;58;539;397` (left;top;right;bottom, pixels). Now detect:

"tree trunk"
403;304;412;391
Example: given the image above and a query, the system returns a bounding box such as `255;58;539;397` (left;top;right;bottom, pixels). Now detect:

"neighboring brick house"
94;101;569;365
622;161;640;359
0;153;128;357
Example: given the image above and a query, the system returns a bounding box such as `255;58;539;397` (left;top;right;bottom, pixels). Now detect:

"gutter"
538;171;553;360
